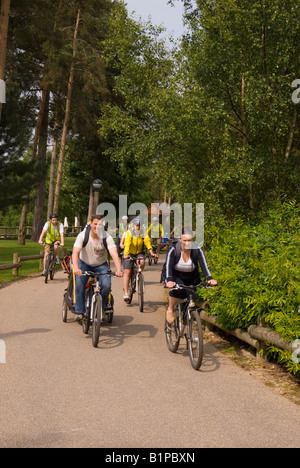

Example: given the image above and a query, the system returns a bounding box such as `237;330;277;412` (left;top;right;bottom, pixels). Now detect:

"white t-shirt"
43;222;64;235
174;253;195;273
74;230;116;267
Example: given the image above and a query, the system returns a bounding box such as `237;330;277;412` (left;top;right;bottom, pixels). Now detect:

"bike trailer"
62;254;76;310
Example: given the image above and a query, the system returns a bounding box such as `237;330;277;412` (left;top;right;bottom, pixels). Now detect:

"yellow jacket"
123;229;152;256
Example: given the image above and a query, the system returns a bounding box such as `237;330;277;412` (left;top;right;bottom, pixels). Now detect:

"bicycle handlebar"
170;282;214;292
82;270;117;278
42;242;60;247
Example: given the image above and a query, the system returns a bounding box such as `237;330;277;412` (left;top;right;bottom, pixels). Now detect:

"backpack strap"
82;224;91;248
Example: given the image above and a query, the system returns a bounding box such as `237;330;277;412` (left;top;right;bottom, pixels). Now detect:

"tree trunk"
285;109;298;161
31;88;50;241
53;8;81;214
47;121;58;219
18;86;50;244
0;0;11;122
18;198;29;245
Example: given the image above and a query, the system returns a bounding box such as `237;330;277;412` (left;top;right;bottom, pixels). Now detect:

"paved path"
0;260;299;448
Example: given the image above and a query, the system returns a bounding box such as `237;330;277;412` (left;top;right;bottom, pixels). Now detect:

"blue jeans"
75;260;111;315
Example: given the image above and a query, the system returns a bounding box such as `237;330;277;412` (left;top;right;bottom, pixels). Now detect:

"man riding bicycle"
148;217;164;256
38;213;65;276
72;215;123;319
162;228;217;324
123;217;157;302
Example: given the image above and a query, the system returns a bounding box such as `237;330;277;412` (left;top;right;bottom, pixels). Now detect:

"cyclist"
38;213;65;276
117;215;129;254
72;215;123;319
148;217;164;256
162;228;217;324
123;217;157;302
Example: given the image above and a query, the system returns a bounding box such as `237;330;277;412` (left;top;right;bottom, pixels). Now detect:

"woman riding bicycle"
163;228;217;324
123;217;157;302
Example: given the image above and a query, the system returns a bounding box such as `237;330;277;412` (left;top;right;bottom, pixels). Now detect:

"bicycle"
126;255;147;312
43;241;60;284
165;282;212;371
148;240;158;266
81;271;116;348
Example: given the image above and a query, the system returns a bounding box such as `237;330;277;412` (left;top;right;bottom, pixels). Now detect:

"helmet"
49;213;58;219
132;217;141;226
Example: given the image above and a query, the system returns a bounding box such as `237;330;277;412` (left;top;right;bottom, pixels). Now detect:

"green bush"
201;201;300;375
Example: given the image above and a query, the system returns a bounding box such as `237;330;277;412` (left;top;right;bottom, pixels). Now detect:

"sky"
124;0;187;39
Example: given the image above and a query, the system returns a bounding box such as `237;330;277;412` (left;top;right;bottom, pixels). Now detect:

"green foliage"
200;201;300;374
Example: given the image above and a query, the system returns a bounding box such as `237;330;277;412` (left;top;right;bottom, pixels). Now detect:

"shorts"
123;254;145;270
169;271;197;300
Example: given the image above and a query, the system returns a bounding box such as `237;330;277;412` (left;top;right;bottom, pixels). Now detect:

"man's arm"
72;247;82;276
38;229;47;245
109;246;123;277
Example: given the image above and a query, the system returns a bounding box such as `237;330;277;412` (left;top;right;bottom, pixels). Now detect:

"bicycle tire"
165;305;180;353
83;287;93;335
62;298;68;323
127;270;134;305
44;254;51;284
138;273;144;312
188;309;204;370
92;294;102;348
50;257;56;280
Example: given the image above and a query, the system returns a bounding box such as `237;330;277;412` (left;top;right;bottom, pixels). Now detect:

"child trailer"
61;254;115;324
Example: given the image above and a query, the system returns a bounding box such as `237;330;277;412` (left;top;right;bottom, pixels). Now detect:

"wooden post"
12;253;19;277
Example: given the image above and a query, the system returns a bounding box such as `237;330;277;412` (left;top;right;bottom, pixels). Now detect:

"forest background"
0;0;299;374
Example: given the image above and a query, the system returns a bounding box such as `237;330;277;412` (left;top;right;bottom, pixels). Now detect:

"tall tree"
0;0;10;122
53;7;81;214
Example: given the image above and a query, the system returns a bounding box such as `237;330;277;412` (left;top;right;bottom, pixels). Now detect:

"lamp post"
92;178;102;213
87;179;103;222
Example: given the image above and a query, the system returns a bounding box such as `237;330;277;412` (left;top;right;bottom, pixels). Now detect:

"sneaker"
56;257;61;265
123;293;130;302
42;270;47;276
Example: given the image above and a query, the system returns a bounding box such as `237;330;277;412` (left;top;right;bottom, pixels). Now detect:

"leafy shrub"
200;201;300;375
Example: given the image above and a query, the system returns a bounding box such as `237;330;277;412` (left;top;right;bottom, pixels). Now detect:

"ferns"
200;201;300;374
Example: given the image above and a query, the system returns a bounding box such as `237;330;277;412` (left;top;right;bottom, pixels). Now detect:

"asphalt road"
0;259;299;448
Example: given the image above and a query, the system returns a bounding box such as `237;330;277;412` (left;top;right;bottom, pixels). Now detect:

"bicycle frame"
175;294;196;339
87;275;102;322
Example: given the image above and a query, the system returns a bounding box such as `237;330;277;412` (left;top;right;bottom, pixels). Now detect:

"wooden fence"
0;226;82;239
0;248;68;278
199;308;293;360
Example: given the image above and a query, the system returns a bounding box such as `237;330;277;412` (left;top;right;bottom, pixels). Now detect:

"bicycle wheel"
138;273;144;312
50;256;56;280
92;294;102;348
188;309;204;370
82;286;92;335
127;270;135;305
44;254;51;284
165;305;180;353
62;298;68;323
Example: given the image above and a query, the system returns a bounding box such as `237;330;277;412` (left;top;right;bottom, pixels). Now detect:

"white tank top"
174;253;195;273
